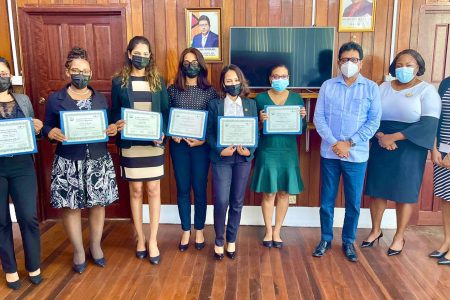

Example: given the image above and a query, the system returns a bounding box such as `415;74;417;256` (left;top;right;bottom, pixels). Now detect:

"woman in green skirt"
251;64;306;248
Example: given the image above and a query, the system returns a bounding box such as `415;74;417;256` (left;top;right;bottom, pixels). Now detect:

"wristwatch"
348;138;356;147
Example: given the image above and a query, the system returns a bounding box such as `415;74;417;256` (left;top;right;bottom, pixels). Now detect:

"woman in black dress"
363;49;441;256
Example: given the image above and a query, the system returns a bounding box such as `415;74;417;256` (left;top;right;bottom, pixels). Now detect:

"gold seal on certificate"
167;108;207;140
121;108;162;141
0;118;37;156
60;110;108;145
264;105;302;134
217;117;258;147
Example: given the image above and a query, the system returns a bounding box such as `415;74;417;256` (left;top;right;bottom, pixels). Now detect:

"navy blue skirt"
365;121;428;203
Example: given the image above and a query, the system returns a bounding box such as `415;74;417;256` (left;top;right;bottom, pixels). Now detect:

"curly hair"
115;36;161;92
65;47;90;69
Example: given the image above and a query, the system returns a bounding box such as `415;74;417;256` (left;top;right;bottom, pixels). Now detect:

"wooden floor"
1;221;449;300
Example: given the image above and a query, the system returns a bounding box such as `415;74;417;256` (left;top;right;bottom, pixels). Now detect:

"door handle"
39;97;46;104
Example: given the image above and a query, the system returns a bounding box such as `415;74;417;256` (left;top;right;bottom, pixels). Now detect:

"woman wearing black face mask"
43;47;119;273
207;64;257;260
167;48;218;252
111;36;169;265
0;57;43;290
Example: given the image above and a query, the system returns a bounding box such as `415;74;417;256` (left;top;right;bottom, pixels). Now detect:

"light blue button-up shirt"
313;74;381;163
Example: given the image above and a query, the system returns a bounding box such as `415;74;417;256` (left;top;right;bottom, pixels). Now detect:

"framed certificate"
217;116;258;147
263;105;303;135
0;118;37;157
167;108;208;140
60;110;108;145
121;108;162;141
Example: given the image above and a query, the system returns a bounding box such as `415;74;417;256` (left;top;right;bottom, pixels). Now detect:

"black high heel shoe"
72;261;88;274
6;279;20;290
438;256;450;265
149;244;161;265
361;232;383;248
136;240;148;259
88;249;106;267
195;231;205;250
273;240;284;249
262;240;273;248
387;240;405;256
429;250;448;259
29;273;43;285
179;231;191;252
214;246;224;261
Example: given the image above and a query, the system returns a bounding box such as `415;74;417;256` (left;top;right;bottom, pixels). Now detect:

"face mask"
340;61;359;78
395;67;415;84
271;78;289;92
71;74;90;89
182;64;201;78
0;77;11;93
224;83;242;97
131;55;150;70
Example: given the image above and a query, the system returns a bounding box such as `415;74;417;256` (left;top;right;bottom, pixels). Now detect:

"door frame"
18;5;127;220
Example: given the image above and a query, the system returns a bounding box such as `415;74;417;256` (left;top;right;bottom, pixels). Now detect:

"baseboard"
9;204;397;228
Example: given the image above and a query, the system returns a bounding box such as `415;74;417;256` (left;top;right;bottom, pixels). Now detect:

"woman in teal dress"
251;64;306;248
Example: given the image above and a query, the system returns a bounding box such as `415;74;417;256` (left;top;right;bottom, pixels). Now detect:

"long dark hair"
116;36;161;91
0;57;13;95
219;64;250;98
174;48;211;90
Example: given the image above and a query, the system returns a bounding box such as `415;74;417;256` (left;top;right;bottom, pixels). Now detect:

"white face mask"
340;61;359;78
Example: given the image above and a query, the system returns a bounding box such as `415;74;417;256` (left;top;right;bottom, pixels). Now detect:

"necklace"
69;86;90;95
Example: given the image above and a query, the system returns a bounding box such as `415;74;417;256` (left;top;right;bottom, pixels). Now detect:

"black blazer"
207;97;258;163
42;85;110;160
111;76;169;149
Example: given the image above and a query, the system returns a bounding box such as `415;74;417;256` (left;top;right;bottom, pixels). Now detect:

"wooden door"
414;5;450;225
18;6;130;219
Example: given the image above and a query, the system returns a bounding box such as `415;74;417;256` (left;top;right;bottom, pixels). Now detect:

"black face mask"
71;74;90;90
182;64;201;78
131;55;150;70
224;83;242;97
0;77;11;93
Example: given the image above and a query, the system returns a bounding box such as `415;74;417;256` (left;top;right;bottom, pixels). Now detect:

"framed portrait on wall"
338;0;376;32
185;8;222;62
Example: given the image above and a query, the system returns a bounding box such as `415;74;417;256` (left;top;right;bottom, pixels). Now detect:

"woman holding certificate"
168;48;218;251
112;36;169;265
43;47;119;273
207;64;257;260
0;57;43;289
251;65;307;248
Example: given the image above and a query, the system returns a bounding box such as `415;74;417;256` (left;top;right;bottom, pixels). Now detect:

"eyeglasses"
183;60;199;67
339;57;361;64
271;75;289;80
69;69;91;76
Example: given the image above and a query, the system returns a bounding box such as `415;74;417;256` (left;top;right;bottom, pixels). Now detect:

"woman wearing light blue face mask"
251;65;306;248
363;49;441;256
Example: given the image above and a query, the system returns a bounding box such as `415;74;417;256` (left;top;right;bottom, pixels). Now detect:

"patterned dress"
434;79;450;201
50;98;119;209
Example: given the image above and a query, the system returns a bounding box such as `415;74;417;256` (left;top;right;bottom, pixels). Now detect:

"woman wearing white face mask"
363;49;441;256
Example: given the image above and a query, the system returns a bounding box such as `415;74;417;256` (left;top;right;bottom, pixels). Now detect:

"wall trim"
10;204;397;229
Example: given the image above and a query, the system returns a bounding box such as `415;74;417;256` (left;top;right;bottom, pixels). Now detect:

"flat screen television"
229;27;335;89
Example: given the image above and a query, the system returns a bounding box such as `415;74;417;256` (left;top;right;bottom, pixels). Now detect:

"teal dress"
251;91;305;194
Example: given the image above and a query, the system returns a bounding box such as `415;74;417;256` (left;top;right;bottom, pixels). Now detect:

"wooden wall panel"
8;0;444;210
0;0;13;64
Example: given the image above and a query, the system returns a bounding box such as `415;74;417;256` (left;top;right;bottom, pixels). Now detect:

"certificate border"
217;116;258;147
60;109;109;145
0;117;37;157
120;108;163;141
263;105;303;135
166;107;208;140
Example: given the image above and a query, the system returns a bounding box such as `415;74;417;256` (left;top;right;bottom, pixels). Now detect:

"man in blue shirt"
312;42;381;262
